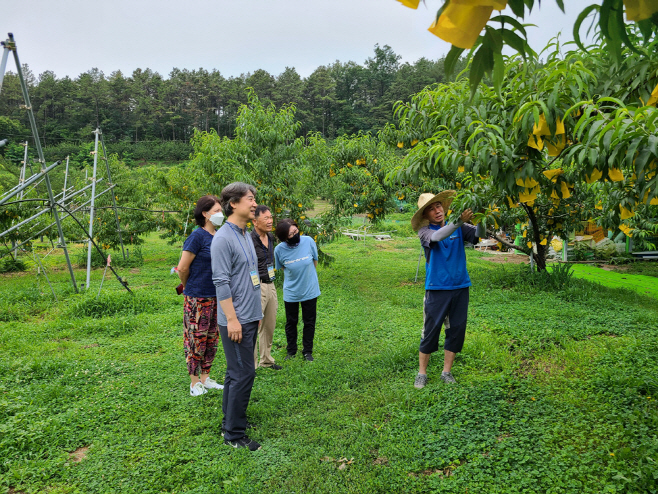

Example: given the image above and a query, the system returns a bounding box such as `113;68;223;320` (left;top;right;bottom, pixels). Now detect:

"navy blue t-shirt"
182;227;215;298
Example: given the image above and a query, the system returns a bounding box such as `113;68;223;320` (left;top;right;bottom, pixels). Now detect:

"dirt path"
480;251;529;265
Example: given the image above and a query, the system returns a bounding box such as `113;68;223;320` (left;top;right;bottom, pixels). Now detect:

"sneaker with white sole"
190;382;208;396
414;373;428;389
202;378;224;390
224;435;261;451
441;371;457;384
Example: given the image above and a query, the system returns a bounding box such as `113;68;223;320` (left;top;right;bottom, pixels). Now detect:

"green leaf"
625;137;644;167
500;29;528;58
601;0;622;61
573;5;600;52
507;0;526;18
469;45;489;98
637;19;655;41
610;0;644;56
634;148;652;176
586;120;605;146
487;29;505;97
490;15;528;38
445;45;465;78
602;130;614;152
648;134;658;158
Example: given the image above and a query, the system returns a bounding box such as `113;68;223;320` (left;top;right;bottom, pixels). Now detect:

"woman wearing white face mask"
177;195;226;396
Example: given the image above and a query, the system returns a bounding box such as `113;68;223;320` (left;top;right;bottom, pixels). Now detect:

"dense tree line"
0;45;459;154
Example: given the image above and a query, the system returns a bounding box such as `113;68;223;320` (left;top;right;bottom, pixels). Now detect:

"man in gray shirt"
211;182;263;451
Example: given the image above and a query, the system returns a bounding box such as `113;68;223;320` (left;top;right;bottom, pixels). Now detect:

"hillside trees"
0;45;452;156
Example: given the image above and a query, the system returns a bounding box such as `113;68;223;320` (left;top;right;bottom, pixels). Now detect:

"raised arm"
430;209;474;242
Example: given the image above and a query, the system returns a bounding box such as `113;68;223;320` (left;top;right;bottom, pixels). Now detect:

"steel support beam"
86;129;100;289
8;33;78;292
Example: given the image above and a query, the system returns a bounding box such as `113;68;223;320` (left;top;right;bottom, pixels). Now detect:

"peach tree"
392;38;658;270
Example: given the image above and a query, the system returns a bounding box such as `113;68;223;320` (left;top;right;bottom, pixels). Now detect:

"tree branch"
488;229;530;255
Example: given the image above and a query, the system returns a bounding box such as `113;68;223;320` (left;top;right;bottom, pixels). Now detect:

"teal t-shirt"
274;235;321;303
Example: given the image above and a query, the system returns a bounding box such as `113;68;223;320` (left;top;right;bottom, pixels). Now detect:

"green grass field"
570;264;658;299
1;231;657;493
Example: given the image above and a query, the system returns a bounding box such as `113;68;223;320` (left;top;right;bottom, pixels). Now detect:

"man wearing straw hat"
411;191;480;388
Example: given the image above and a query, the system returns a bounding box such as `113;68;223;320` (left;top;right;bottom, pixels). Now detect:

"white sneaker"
202;378;224;390
190;382;208;396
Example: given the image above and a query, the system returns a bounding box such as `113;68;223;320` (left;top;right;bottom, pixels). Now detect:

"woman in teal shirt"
274;219;320;361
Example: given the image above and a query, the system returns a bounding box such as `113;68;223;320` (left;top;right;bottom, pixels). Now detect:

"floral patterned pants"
183;296;219;376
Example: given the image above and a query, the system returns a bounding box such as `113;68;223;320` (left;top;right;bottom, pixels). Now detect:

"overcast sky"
2;0;596;80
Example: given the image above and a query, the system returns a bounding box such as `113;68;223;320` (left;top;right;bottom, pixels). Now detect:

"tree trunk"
521;203;547;271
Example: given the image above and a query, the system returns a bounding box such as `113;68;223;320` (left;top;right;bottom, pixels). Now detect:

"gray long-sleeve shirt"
211;221;263;326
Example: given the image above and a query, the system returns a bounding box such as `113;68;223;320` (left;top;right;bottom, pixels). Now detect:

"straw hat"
411;190;456;232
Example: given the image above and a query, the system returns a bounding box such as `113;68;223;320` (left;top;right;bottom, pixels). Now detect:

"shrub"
480;262;576;292
0;256;27;273
65;290;166;318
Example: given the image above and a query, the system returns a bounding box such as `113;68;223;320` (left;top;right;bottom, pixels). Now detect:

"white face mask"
209;212;225;227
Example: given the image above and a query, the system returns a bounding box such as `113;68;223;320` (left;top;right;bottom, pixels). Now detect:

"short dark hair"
220;182;257;217
254;205;271;218
194;195;220;227
275;219;297;242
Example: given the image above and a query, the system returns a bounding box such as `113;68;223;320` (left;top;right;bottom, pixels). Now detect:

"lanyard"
229;223;256;270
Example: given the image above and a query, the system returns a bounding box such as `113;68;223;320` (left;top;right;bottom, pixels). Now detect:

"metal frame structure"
0;33;129;295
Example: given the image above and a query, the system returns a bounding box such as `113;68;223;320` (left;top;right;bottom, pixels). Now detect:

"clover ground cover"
0;232;656;493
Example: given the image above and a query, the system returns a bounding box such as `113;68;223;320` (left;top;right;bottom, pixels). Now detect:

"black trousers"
420;288;469;354
219;320;259;441
284;297;317;356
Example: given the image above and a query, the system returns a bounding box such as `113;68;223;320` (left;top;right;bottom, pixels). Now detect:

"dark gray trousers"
219;320;259;441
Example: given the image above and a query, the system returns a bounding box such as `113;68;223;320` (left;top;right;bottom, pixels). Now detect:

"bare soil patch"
517;358;566;377
408;460;465;478
481;251;529;265
69;446;89;463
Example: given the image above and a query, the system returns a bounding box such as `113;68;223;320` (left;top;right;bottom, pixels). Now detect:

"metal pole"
0;179;101;239
86;128;101;289
414;246;423;283
8;33;78;292
0;184;114;260
97;260;109;299
562;238;568;262
1;206;52;237
19;142;28;199
62;155;69;201
0;160;61;206
100;134;126;260
0;44;9;93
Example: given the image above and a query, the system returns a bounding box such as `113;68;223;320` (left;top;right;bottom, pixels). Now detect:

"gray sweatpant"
219;320;259;441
